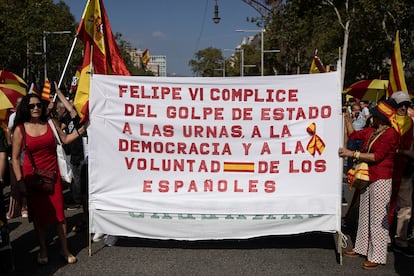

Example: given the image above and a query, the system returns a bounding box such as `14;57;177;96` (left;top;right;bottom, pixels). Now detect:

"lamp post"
236;29;263;75
239;47;244;77
224;48;257;77
236;29;280;76
43;30;71;79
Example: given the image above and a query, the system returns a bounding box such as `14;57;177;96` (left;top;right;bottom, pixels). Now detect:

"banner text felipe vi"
118;84;299;103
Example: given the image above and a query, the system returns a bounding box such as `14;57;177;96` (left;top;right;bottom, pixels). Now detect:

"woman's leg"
57;220;69;254
354;187;370;255
367;179;392;264
34;222;47;257
57;220;77;263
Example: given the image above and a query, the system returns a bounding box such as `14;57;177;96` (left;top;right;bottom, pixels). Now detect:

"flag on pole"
142;48;150;69
309;49;326;74
74;0;130;119
41;78;51;101
387;30;408;96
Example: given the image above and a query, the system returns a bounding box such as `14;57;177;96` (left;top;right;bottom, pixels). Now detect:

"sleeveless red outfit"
20;123;65;224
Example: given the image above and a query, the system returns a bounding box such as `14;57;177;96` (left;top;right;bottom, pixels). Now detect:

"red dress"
20;123;65;224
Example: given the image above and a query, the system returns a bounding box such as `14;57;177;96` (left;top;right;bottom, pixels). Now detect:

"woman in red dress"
11;94;86;265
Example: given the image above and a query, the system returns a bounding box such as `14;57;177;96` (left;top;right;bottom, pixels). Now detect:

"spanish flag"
309;49;326;74
387;31;408;96
223;162;254;173
142;48;150;69
74;0;130;119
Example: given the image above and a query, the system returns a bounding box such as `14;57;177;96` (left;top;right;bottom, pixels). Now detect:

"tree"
262;0;414;91
0;0;78;89
189;47;224;77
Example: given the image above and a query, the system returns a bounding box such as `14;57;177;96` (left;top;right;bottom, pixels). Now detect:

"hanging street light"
212;0;220;24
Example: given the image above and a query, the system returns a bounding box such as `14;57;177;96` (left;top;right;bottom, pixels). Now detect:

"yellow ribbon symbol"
306;122;325;156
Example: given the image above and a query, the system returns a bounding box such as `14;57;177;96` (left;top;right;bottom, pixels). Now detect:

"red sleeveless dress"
21;123;65;224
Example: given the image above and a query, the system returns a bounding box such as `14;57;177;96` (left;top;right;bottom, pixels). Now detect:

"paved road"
2;184;413;276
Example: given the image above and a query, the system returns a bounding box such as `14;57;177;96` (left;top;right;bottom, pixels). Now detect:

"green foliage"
190;0;413;92
189;47;225;77
0;0;81;90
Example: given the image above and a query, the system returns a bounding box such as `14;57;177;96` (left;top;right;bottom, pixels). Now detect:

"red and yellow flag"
309;49;326;74
41;78;51;101
74;0;130;119
0;70;27;89
142;48;150;69
387;31;408;96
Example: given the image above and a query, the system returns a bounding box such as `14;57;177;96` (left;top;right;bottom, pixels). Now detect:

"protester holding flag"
384;31;414;255
11;94;87;265
386;92;413;255
339;101;399;269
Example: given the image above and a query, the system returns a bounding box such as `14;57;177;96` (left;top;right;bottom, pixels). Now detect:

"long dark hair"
12;94;48;132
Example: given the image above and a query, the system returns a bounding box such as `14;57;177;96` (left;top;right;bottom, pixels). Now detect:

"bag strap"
21;124;38;172
48;119;62;145
366;127;387;153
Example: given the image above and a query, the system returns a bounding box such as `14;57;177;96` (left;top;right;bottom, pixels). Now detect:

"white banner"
89;72;343;240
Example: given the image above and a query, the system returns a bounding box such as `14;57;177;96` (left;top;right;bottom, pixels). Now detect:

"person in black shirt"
55;100;84;207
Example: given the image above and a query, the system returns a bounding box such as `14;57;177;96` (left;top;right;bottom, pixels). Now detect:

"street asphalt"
1;183;413;276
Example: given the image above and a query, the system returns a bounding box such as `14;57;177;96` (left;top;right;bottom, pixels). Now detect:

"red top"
349;127;399;182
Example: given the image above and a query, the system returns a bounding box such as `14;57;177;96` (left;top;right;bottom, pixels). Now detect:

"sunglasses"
397;102;411;108
28;103;42;109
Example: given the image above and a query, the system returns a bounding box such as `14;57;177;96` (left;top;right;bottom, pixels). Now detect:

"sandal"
61;252;77;264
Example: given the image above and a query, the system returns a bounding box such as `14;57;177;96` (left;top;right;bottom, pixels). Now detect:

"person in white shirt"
360;100;371;120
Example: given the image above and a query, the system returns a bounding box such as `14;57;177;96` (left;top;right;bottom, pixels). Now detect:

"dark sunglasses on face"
28;103;42;109
397;102;411;108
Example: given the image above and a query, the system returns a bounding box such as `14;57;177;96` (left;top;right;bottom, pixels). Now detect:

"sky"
58;0;263;76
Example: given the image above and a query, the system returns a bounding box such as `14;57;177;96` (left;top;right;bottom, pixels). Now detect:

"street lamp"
224;48;257;77
212;0;220;24
43;30;71;79
236;29;280;76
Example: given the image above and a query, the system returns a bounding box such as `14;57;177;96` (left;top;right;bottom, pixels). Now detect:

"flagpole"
57;36;79;88
57;0;90;89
